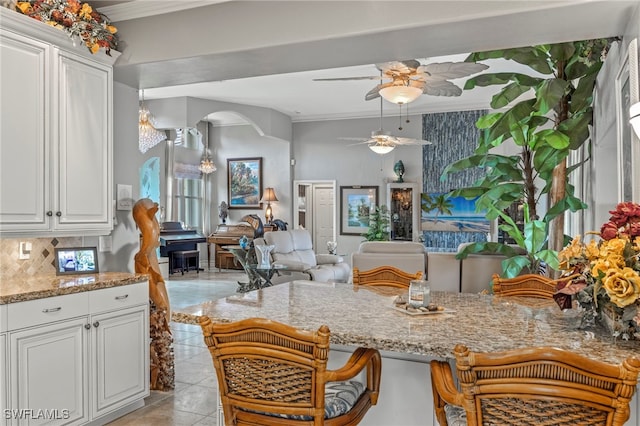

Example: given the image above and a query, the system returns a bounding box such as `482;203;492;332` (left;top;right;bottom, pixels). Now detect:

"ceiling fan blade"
339;136;370;141
422;80;463;96
395;137;433;145
313;75;383;81
417;62;488;80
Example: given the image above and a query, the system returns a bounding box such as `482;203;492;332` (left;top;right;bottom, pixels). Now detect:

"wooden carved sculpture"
133;198;175;390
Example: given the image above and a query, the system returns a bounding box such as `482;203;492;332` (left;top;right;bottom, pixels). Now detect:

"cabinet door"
91;306;149;418
1;333;6;426
0;30;50;232
55;50;112;232
10;318;89;426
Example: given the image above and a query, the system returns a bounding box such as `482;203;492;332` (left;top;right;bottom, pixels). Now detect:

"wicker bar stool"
199;316;382;425
431;344;640;426
352;265;423;288
492;273;557;299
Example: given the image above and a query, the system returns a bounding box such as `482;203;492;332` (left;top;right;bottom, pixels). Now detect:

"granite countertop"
173;280;640;365
0;272;149;304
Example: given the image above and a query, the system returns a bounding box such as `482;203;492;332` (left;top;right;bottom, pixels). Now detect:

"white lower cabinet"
5;282;149;425
1;332;7;426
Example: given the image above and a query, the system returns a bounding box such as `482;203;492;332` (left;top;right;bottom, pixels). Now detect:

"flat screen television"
54;247;99;275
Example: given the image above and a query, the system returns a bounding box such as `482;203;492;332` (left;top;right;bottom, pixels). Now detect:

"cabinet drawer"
89;282;148;314
7;292;89;330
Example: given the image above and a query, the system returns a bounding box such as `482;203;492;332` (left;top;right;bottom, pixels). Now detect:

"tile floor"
107;268;248;426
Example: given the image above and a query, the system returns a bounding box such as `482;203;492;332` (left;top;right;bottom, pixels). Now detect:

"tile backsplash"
0;237;82;277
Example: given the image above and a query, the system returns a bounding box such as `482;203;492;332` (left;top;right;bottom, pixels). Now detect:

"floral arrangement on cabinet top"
555;202;640;340
12;0;118;55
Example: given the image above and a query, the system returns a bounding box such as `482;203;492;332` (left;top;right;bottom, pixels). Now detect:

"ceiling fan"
314;59;489;104
340;97;432;154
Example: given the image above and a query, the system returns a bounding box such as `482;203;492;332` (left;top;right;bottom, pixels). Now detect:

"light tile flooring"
107;268;248;426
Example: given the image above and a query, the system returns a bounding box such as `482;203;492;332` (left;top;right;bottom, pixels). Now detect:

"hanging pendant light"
138;89;167;154
199;122;217;174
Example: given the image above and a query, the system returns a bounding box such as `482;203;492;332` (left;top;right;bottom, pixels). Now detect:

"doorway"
293;180;336;253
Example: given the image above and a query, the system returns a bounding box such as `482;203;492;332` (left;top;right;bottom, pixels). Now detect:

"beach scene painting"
421;192;490;233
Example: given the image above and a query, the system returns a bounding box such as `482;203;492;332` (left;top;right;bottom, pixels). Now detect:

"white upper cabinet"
0;9;117;236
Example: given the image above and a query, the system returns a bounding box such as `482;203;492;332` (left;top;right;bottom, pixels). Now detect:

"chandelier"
138;90;166;154
199;157;217;174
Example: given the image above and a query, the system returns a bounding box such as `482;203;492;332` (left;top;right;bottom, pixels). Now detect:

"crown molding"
97;1;230;22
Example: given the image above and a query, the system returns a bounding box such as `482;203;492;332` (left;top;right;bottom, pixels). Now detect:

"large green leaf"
487;99;536;143
550;43;576;62
533;79;570;114
502;256;532;278
455;241;522;259
465;73;541;91
523;219;547;254
491;82;534;109
533;129;570;150
537;249;560;270
571;71;598;113
476;112;503;129
559;111;592;149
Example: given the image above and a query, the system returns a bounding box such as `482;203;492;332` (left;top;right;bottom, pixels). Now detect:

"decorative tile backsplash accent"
0;237;82;277
421;110;488;251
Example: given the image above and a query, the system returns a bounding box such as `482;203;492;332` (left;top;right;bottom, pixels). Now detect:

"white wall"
592;6;640;231
210;124;291;229
292;115;423;257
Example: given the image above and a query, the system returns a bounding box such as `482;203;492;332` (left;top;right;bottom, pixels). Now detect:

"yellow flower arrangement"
14;0;118;55
555;202;640;340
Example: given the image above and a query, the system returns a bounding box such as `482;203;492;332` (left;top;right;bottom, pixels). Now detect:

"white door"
313;185;335;254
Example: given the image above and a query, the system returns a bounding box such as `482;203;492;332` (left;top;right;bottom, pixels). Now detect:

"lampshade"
630;102;640;139
369;143;395;154
260;187;279;203
198;157;216;174
379;85;422;105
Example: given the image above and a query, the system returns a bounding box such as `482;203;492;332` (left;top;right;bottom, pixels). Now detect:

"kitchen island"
173;280;640;426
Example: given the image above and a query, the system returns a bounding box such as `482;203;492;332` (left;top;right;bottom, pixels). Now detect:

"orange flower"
16;2;32;14
79;3;92;20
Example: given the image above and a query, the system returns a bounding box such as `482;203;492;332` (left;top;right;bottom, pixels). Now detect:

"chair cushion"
250;380;365;420
444;403;467;425
265;230;317;267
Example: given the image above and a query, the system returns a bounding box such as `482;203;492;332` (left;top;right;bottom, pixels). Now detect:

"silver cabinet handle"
42;307;62;313
93;321;99;328
115;294;129;300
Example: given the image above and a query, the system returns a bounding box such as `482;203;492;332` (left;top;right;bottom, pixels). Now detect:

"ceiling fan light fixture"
379;85;422;104
369;143;395;154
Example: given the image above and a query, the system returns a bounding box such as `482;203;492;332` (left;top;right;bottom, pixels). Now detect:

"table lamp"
260;187;278;224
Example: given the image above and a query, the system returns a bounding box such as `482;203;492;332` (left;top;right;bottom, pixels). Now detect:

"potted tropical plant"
362;205;390;241
443;38;617;277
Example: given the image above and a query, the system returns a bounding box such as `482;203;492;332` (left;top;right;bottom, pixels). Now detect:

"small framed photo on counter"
54;247;99;275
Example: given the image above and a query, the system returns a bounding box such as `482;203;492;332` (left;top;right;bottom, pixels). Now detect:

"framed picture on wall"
615;38;639;202
340;185;378;235
227;157;263;209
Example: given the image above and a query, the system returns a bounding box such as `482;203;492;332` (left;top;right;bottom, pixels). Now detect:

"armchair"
255;229;350;283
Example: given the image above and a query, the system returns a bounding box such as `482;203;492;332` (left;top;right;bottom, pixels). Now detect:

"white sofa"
255;229;350;283
351;241;427;277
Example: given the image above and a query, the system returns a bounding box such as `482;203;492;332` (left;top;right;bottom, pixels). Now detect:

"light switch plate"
99;236;112;252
